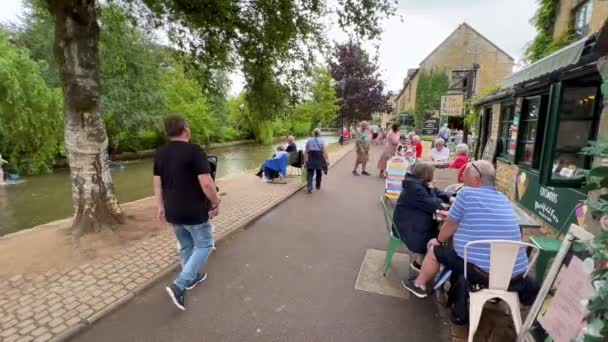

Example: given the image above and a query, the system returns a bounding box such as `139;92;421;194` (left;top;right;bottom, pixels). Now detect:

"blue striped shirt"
448;186;528;276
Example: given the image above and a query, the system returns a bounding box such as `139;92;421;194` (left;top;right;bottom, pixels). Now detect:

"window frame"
539;80;603;187
573;0;593;38
516;95;548;170
498;102;516;160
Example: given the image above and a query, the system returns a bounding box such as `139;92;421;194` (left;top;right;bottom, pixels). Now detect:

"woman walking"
377;123;401;177
304;128;329;193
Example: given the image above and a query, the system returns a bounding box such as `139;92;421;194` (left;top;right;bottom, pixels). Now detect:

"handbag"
313;138;329;174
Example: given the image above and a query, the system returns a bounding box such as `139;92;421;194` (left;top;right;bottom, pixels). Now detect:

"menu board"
422;118;440;136
519;224;595;342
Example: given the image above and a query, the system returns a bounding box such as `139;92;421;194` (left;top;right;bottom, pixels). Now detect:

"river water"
0;136;339;236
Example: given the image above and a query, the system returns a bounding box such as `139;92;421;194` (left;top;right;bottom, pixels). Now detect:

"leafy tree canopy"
329;41;389;124
0;32;63;174
413;68;448;129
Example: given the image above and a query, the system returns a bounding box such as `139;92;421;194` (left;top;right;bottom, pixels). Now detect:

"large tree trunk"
48;0;124;235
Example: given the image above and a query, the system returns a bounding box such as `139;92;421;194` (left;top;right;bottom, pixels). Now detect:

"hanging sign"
440;95;464;116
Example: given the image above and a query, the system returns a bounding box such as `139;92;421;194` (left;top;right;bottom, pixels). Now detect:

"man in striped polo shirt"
403;160;532;299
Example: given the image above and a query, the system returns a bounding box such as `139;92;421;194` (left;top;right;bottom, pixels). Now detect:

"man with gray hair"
403;160;534;300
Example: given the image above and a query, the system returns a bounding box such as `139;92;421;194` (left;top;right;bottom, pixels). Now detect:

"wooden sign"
518;224;595;342
481;137;497;162
440;94;464;117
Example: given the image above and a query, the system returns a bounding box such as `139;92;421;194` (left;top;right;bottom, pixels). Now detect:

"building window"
550;86;599;181
498;104;515;158
518;97;544;168
574;0;593;37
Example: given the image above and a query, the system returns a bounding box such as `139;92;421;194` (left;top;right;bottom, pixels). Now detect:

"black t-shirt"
153;141;211;225
286;143;297;153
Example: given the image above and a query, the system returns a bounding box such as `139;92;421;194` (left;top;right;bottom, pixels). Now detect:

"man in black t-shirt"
153;115;219;311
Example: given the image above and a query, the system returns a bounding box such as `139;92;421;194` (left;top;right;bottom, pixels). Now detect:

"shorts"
356;150;369;163
433;244;489;285
433;244;468;276
372;133;379;140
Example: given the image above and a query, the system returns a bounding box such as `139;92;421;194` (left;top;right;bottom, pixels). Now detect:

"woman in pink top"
377;123;401;177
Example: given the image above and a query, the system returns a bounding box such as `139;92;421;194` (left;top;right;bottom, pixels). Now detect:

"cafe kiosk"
517;224;595;342
474;24;608;232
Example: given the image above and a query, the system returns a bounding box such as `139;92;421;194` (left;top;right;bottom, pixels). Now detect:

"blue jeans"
172;222;214;290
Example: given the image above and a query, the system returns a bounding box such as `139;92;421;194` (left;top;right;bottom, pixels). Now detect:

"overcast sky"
0;0;538;95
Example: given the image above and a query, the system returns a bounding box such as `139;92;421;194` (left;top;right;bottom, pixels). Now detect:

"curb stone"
57;145;354;342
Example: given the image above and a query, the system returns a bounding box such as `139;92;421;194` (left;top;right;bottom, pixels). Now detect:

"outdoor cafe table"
431;193;542;231
432;160;451;169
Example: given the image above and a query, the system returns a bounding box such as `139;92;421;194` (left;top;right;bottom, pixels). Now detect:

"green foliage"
226;94;255;139
579;139;608;341
524;0;577;63
99;3;167;148
414;68;448;129
464;85;502;129
309;68;340;127
0;32;63;174
9;0;61;88
161;61;213;145
2;0;395;174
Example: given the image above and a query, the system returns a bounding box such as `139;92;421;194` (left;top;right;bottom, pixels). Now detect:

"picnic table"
431;160;451;169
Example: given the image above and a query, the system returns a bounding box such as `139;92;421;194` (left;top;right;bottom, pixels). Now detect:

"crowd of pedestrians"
152;116;536;329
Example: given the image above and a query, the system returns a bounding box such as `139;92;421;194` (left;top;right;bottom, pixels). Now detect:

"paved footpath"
0;146;354;342
73;146;447;342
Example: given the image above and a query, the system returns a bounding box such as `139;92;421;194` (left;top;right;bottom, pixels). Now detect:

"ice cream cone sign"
516;172;528;200
575;204;588;226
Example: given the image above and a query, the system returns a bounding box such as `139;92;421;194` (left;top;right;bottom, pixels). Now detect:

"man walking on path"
353;121;371;176
438;123;450;142
153;115;220;311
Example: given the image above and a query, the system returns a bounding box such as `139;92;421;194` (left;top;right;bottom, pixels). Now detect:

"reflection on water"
0;136;339;235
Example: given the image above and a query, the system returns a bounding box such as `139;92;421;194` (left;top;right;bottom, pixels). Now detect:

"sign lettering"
440;95;464;117
515;170;586;232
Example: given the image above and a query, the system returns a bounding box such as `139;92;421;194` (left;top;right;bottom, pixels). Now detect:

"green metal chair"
380;194;405;276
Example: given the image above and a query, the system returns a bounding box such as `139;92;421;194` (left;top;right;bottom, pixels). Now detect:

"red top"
449;154;470;183
415;142;423;158
342;128;350;138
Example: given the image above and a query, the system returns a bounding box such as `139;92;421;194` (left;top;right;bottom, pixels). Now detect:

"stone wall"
554;0;608;39
395;23;513;113
496;160;518;200
419;23;514;94
397;76;418;113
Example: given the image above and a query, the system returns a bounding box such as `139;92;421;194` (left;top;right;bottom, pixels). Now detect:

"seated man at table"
431;138;450;161
403;160;538;302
